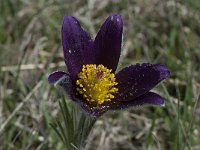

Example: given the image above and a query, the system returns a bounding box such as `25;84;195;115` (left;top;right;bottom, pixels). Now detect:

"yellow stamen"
76;64;118;105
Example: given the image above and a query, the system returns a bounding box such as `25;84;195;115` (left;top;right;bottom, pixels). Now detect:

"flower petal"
71;92;164;117
71;95;110;117
94;14;123;72
62;16;95;80
48;71;68;84
115;63;170;101
111;92;165;110
48;71;73;95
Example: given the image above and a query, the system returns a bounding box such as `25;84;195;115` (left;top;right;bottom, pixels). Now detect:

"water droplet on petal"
111;16;114;21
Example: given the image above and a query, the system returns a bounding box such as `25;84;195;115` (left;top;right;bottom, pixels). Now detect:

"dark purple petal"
94;14;123;72
48;71;68;84
115;63;170;101
111;92;165;110
71;92;164;117
62;16;95;80
48;71;73;95
71;95;110;117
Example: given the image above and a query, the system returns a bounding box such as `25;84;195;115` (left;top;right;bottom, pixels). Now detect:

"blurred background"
0;0;200;149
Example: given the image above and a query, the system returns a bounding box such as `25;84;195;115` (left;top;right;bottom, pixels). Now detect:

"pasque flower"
48;14;170;117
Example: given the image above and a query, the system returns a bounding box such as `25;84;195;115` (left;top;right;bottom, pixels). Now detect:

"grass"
0;0;200;149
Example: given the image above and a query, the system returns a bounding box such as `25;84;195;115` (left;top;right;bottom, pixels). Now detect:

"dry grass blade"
0;81;43;134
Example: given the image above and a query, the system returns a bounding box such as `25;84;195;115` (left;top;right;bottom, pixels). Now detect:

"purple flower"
48;14;170;117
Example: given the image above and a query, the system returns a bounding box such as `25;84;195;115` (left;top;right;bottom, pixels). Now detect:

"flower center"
76;64;118;105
